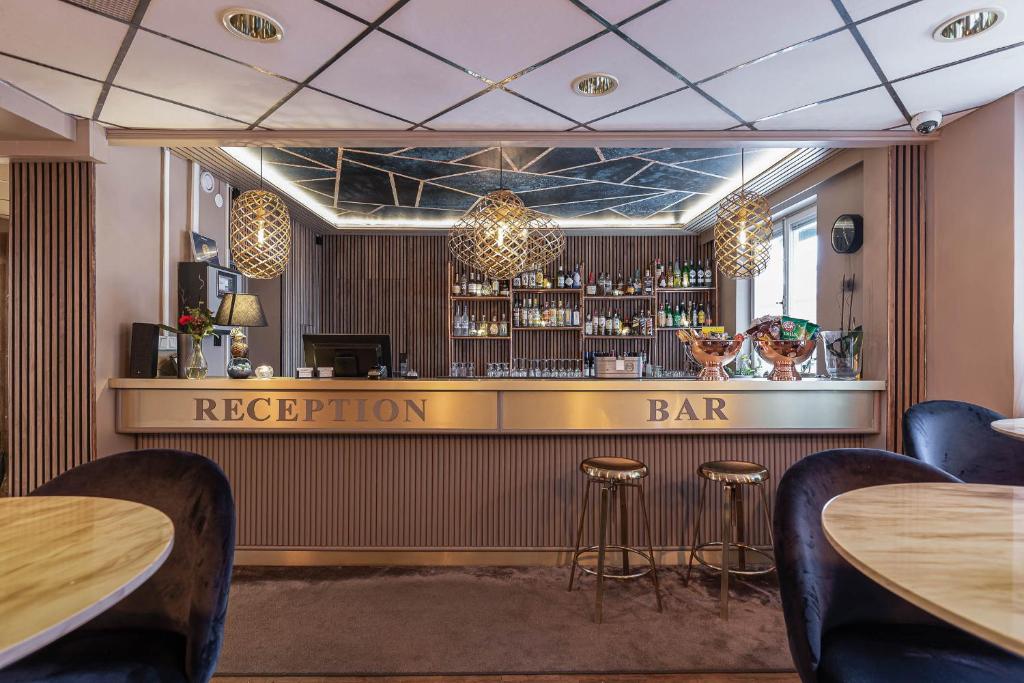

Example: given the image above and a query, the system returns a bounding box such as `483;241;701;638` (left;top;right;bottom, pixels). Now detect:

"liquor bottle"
695;260;704;288
654;258;664;282
597;311;606;335
586;272;597;295
643;269;654;295
657;303;667;328
625;275;636;296
452;274;462;296
690;303;698;328
706;261;713;289
658;269;667;288
615;272;625;295
681;261;689;288
478;317;488;337
584;313;593;335
513;272;522;289
572;304;581;327
673;304;683;328
572;264;582;289
704;303;714;326
481;278;492;296
612;312;621;335
697;304;706;326
673;261;682;288
688;261;697;289
499;314;508;337
512;301;521;328
489;316;499;336
557;266;566;289
556;300;566;326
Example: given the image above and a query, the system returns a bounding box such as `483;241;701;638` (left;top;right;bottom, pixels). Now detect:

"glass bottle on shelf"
572;264;582;289
586;272;597;295
499;314;508;337
572;303;581;327
557;266;566;289
643;269;654;295
690;304;698;328
689;261;697;289
513;272;522;289
584;313;594;335
706;262;714;289
489;316;499;337
452;273;462;296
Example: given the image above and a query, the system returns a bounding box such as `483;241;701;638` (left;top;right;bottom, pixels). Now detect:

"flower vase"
186;336;208;379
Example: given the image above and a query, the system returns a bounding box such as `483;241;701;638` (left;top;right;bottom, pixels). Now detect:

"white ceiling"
0;0;1020;131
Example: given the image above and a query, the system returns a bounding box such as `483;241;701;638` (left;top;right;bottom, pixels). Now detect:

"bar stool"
685;460;775;619
567;456;662;623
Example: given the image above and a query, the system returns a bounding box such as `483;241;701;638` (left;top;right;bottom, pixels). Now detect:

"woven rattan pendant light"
714;149;773;280
230;148;291;279
448;146;563;279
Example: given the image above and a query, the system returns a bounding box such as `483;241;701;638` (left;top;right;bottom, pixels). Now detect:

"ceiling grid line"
91;0;152;120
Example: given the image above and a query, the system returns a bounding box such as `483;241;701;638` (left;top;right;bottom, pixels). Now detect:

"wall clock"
831;214;863;254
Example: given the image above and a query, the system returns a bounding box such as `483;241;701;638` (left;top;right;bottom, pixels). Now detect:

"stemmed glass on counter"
454;359;586;378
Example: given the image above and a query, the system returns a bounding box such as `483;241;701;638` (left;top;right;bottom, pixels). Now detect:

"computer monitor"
302;334;392;378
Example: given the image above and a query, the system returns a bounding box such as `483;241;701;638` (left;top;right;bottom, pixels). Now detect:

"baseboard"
234;547;774;567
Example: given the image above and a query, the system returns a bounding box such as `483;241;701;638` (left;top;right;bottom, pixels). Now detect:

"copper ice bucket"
680;331;745;381
754;338;817;381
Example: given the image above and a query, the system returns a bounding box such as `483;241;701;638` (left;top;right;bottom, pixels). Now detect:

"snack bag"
779;316;808;340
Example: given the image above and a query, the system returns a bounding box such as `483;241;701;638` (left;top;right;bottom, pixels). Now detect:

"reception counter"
111;377;883;434
109;377;884;565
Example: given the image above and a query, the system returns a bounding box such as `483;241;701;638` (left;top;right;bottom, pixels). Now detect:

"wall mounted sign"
112;379;883;434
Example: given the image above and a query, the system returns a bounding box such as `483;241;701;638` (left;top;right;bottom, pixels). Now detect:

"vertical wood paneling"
139;432;862;550
7;162;95;495
887;146;926;452
309;233;715;377
280;219;322;376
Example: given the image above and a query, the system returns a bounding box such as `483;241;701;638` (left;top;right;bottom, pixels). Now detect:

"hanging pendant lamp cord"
498;143;503;190
259;147;264;191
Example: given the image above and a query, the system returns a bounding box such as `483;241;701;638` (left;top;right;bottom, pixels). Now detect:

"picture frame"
191;232;220;266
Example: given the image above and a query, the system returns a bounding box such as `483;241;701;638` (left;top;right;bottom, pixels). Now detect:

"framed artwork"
191;232;220;266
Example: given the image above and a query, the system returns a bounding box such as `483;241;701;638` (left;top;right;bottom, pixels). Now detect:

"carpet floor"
217;565;794;676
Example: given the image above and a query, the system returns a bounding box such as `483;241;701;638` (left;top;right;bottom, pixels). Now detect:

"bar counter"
111;377;884;434
109;377;884;564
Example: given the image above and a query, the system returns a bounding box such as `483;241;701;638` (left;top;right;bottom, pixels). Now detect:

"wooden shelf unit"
447;254;719;376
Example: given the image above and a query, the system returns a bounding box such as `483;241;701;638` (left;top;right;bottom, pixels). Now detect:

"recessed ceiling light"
933;8;1005;41
221;8;284;43
571;73;619;97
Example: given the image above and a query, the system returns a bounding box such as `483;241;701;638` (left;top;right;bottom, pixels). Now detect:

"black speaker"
129;323;160;378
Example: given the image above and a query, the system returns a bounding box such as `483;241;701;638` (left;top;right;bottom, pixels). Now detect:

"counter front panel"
111;378;884;434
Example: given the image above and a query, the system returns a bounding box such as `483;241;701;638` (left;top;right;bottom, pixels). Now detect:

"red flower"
179;315;192;327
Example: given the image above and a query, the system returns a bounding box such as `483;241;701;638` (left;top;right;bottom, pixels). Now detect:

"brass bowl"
754;338;817;381
686;335;745;381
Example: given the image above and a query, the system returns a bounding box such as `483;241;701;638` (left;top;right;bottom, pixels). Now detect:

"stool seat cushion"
0;629;187;683
818;623;1024;683
580;457;648;481
699;460;768;484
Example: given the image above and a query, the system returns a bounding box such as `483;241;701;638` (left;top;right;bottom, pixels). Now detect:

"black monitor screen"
301;334;392;378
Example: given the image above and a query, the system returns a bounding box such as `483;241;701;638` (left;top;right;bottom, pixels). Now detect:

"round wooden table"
823;483;1024;657
0;496;174;668
991;418;1024;441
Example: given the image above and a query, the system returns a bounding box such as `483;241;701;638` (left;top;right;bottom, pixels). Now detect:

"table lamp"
215;293;267;378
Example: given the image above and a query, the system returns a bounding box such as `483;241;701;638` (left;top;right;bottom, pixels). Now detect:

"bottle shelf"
584;335;655;340
585;295;656;300
657;287;715;293
450;295;511;301
450;335;511;340
513;326;583;331
513;288;583;294
657;326;698;331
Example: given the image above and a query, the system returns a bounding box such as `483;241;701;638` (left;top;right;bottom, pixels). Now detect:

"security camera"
911;110;943;135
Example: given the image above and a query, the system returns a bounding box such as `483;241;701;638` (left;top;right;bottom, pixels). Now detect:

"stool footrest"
692;542;775;576
573;545;655;580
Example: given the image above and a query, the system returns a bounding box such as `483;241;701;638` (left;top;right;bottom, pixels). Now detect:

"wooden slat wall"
7;162;95;495
139;432;863;550
280;218;323;377
887;146;926;452
309;233;714;378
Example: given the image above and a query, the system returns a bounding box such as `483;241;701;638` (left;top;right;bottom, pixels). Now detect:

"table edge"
0;498;175;669
821;485;1024;659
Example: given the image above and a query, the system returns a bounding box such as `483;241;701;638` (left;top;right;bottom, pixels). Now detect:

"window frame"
750;202;817;321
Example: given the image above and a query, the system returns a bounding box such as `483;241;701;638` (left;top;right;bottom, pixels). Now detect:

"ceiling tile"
0;0;127;80
510;33;683;123
0;56;102;117
312;31;484;123
102;88;245;128
756;87;905;129
857;0;1024;79
142;0;365;82
262;88;408;129
381;0;606;81
429;89;573;130
841;1;908;21
893;45;1024;115
579;0;659;25
589;88;738;130
701;31;880;122
619;0;845;82
321;0;395;22
113;31;295;123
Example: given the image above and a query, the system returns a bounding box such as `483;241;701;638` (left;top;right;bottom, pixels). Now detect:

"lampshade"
215;293;268;327
713;149;774;280
524;212;565;271
449;190;532;280
230;189;291;279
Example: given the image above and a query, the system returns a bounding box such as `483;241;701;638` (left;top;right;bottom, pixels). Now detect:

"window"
752;204;817;323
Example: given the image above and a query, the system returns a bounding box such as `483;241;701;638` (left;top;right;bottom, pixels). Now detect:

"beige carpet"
217;565;794;676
